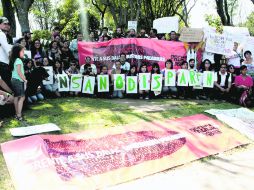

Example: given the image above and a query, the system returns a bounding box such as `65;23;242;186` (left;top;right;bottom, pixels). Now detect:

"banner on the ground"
1;114;248;190
78;38;186;70
9;123;60;137
57;71;217;94
153;17;179;33
179;28;204;42
43;66;54;85
205;108;254;140
205;33;234;56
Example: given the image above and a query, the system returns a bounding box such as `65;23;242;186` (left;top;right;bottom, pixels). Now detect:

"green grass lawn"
0;98;253;190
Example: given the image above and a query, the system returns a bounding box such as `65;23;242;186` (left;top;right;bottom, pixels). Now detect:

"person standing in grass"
10;44;27;121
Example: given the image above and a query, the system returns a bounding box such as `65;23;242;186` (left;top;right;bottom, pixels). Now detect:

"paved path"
106;145;254;190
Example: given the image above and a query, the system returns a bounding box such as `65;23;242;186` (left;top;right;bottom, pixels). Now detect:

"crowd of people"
0;16;254;120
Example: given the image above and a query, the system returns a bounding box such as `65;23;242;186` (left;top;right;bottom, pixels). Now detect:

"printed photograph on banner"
126;76;138;94
203;71;215;88
164;70;176;86
82;76;95;94
139;73;151;90
188;70;199;86
97;75;109;92
70;74;83;92
57;74;70;92
114;74;125;91
43;66;54;85
193;73;204;89
151;74;163;91
177;69;189;87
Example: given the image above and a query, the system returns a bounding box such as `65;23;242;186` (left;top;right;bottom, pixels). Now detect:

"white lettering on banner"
93;55;165;62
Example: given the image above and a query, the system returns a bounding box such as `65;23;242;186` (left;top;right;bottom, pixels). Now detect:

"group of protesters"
0;16;254;120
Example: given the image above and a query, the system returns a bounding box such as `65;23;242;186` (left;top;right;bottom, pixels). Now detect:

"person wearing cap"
0;17;12;86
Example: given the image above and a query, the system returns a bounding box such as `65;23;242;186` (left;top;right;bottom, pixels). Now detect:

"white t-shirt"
214;72;232;87
112;61;130;71
243;61;254;78
0;30;12;64
226;50;241;68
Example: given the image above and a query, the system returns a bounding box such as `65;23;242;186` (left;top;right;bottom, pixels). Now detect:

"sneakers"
14;115;24;121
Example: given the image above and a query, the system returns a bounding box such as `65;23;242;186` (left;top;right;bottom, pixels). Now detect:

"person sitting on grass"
138;63;150;100
213;63;232;101
111;60;125;98
66;60;80;96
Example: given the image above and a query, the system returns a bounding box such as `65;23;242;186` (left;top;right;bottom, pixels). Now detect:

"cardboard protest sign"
70;74;83;92
114;74;125;91
97;75;109;92
203;71;215;88
43;66;54;85
205;33;234;56
126;76;138;94
57;74;69;92
151;74;163;92
128;21;138;32
177;70;189;87
139;73;151;90
153;17;179;34
164;69;176;86
82;76;95;94
9;123;60;137
179;28;204;42
188;70;199;86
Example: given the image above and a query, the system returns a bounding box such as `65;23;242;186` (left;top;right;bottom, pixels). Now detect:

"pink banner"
78;38;187;70
1;114;248;190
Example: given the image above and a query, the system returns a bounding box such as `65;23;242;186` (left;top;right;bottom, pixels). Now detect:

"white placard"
114;74;125;91
223;26;250;44
188;70;199;86
9;123;61;136
139;73;151;90
24;50;31;59
164;69;176;86
57;74;69;92
126;76;138;94
82;76;95;94
177;69;189;87
151;74;163;91
128;21;138;32
205;33;234;56
43;66;54;85
70;74;83;92
203;71;215;88
153;17;179;33
97;75;109;92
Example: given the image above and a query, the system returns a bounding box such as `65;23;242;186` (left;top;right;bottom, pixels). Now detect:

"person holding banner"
162;59;178;98
149;29;158;40
66;60;80;96
80;56;97;75
69;32;83;60
138;63;150;100
177;61;192;99
169;31;178;41
150;63;162;98
97;65;112;99
214;63;232;101
126;65;138;99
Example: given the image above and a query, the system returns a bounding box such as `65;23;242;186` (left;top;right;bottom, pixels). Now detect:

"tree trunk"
12;0;34;33
1;0;16;36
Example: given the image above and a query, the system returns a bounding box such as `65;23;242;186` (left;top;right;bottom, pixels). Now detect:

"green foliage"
240;12;254;36
205;14;223;33
32;29;51;40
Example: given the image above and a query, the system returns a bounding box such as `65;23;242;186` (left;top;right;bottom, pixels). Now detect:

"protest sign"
9;123;60;137
139;73;151;90
151;74;163;91
193;73;203;89
43;66;54;85
114;74;125;91
223;26;250;44
243;36;254;57
82;76;95;94
97;75;109;92
70;74;83;92
205;33;234;56
126;76;138;94
179;28;204;42
188;70;199;86
203;71;215;88
57;74;69;92
153;17;179;33
164;69;176;86
177;70;189;86
128;21;138;32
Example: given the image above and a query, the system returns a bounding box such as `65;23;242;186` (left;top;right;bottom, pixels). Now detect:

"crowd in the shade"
0;16;254;120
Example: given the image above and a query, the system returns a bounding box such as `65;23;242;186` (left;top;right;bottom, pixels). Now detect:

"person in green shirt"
10;44;27;121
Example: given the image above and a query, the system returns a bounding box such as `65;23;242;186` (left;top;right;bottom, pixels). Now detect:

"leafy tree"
240;11;254;36
205;14;223;33
1;0;16;36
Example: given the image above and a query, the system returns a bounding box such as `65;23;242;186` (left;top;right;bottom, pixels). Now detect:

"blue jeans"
28;93;44;103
